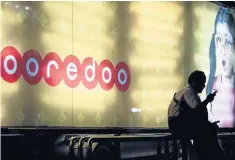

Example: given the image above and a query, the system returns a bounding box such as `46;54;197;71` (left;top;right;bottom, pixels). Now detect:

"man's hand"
207;91;217;102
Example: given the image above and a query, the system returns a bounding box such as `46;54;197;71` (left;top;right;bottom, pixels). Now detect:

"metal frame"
68;133;235;160
69;135;183;160
2;126;235;134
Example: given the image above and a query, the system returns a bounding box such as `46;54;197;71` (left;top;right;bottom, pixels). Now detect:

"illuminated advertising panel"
1;1;234;128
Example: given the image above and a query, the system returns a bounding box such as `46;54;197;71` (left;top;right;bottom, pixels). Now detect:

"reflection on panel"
129;1;184;127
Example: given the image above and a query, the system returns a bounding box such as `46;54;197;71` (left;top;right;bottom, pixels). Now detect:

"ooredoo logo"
0;46;131;92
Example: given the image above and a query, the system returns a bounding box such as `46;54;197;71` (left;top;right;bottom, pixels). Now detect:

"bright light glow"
131;108;142;113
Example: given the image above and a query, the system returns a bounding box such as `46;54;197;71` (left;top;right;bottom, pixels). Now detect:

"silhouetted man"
168;70;224;160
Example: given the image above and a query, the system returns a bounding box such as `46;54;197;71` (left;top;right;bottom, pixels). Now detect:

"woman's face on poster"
215;22;235;77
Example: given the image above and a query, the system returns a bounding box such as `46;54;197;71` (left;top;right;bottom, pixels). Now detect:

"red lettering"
42;52;63;87
115;62;131;92
0;46;131;91
1;46;22;83
63;55;81;88
22;49;42;85
81;57;98;89
98;60;115;91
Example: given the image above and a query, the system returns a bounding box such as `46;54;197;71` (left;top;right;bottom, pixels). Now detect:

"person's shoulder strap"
173;93;179;104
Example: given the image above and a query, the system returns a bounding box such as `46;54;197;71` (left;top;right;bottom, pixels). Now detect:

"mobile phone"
213;121;220;124
212;89;218;95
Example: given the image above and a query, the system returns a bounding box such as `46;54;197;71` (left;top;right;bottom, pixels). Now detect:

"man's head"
188;70;206;93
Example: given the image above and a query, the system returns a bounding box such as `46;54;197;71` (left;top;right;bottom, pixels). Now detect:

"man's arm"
200;98;210;108
197;92;216;109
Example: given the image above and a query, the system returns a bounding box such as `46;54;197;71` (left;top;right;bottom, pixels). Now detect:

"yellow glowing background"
0;1;225;127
